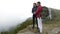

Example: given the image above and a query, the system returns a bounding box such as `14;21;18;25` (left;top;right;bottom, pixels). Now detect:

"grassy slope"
14;9;60;34
43;10;60;34
27;10;60;34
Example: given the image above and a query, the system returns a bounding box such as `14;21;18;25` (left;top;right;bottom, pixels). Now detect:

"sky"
0;0;60;31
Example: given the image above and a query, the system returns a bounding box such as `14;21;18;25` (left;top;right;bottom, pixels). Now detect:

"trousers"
37;17;42;33
32;14;38;29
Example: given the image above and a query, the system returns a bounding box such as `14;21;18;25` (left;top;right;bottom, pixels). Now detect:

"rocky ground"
17;25;60;34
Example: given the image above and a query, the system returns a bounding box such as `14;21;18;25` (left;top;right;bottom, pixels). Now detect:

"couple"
32;1;42;34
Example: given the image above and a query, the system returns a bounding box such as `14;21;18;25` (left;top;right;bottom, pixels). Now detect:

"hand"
34;12;35;14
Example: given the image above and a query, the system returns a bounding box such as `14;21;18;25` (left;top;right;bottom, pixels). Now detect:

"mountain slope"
16;9;60;34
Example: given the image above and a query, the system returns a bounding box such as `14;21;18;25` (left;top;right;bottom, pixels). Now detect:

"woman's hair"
33;3;36;5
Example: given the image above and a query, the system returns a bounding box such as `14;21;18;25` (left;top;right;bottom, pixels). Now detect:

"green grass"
0;31;9;34
10;18;33;34
57;32;60;34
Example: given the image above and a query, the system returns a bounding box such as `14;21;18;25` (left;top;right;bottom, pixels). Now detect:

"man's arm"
34;7;40;14
34;6;42;15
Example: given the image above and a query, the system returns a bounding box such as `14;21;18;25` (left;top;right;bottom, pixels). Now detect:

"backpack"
41;6;49;19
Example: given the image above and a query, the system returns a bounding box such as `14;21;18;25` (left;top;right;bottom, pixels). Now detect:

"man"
34;2;43;34
32;3;38;29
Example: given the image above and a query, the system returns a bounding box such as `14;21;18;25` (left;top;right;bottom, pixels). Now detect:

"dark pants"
32;14;38;29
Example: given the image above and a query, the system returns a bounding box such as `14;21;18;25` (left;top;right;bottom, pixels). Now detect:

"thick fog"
0;0;33;32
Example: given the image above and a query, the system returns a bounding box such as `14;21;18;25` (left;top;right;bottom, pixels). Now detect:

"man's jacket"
35;5;42;18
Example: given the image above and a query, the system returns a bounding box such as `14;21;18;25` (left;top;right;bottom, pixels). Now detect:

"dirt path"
18;31;35;34
17;25;60;34
17;25;39;34
48;27;60;34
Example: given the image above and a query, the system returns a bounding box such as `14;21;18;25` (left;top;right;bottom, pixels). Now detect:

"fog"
0;0;60;32
0;0;33;32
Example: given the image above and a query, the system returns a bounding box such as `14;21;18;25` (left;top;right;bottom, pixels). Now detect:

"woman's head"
33;3;36;7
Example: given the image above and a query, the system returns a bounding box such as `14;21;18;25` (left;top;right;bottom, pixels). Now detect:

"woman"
32;3;38;29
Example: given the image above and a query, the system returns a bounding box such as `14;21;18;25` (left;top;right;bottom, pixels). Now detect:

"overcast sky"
0;0;60;31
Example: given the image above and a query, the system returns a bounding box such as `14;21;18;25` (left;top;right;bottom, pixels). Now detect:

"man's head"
37;1;41;6
33;3;36;7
